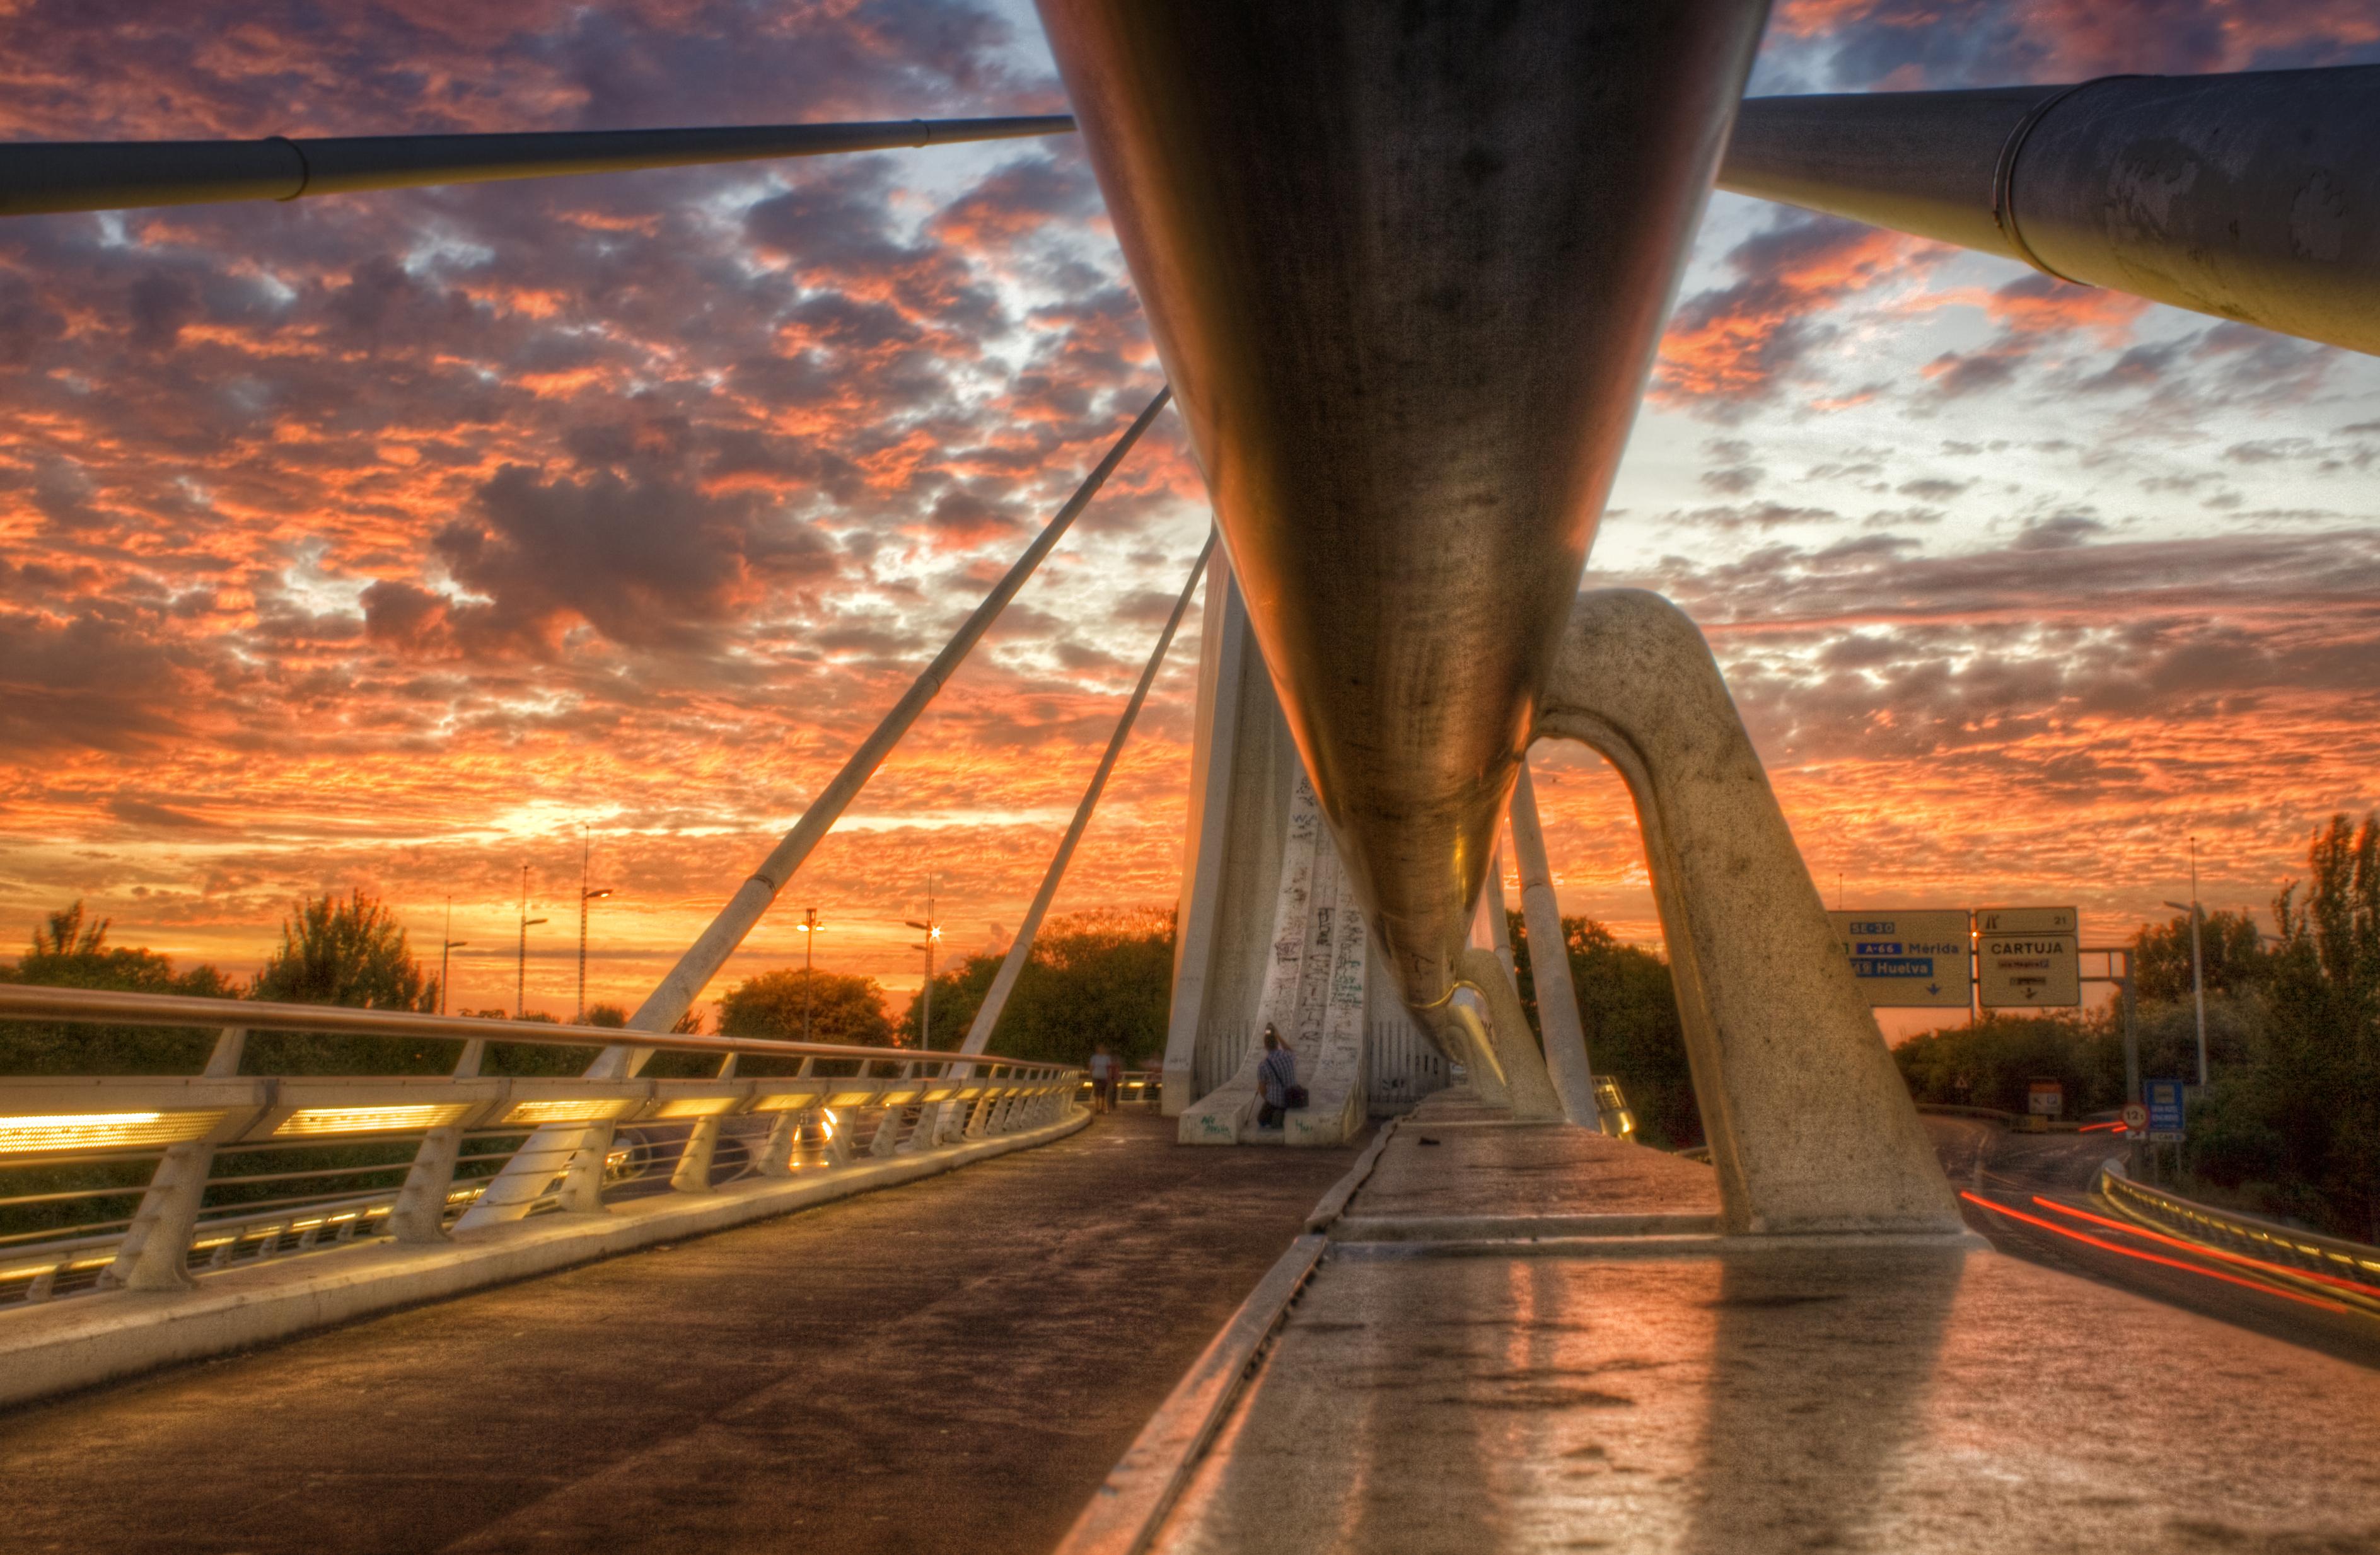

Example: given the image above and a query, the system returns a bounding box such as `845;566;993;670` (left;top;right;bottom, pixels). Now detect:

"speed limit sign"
2122;1102;2149;1134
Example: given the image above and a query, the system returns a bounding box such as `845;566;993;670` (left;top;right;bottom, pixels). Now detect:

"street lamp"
517;864;548;1020
578;825;612;1023
578;887;613;1022
795;908;824;1043
905;876;942;1051
2164;833;2209;1085
439;895;467;1018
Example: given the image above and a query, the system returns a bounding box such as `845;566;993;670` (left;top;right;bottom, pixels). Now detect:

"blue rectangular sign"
2145;1077;2186;1141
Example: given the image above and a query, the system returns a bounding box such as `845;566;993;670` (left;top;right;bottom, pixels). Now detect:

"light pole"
905;876;942;1051
795;907;823;1043
578;887;612;1022
578;828;612;1023
439;896;467;1017
2164;839;2209;1085
517;864;548;1020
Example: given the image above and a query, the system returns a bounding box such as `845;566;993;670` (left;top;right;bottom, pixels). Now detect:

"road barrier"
2099;1162;2380;1291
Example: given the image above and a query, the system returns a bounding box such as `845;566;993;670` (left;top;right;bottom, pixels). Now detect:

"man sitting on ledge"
1257;1026;1301;1129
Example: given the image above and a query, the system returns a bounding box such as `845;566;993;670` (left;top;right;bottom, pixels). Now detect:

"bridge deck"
1142;1094;2380;1554
0;1113;1363;1555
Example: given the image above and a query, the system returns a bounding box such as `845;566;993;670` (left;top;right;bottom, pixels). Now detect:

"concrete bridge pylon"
1164;558;1448;1142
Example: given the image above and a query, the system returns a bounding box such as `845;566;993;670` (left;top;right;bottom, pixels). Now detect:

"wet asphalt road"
0;1112;1364;1555
1925;1116;2380;1370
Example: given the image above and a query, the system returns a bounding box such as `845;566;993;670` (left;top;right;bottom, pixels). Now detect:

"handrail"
0;986;1071;1076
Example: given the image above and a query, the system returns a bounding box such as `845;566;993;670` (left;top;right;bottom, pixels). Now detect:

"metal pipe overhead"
1718;67;2380;357
1036;0;1769;1010
0;115;1077;217
961;530;1214;1056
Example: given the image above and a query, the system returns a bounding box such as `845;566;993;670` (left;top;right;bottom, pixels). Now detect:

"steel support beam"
0;116;1076;217
958;532;1214;1056
1719;67;2380;357
596;387;1171;1076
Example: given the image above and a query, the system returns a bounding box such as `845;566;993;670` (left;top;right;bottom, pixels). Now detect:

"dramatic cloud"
1;0;2375;1022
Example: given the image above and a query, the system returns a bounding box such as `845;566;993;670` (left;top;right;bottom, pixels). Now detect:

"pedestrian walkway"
0;1113;1364;1555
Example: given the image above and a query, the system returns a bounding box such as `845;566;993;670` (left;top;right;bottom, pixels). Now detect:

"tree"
2131;908;2269;1003
1507;910;1700;1149
0;902;236;1073
719;968;893;1046
241;890;452;1075
2243;813;2380;1240
903;907;1175;1067
2;901;234;997
251;890;436;1011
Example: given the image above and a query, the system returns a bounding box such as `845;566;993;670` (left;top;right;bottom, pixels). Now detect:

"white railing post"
390;1038;484;1242
556;1121;615;1212
671;1053;736;1193
756;1109;799;1177
98;1026;245;1292
871;1065;915;1158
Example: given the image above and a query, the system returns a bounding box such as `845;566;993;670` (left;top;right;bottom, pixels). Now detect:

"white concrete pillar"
1163;556;1253;1113
1536;589;1961;1235
1507;763;1600;1128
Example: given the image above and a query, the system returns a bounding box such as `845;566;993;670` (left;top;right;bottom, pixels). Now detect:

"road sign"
2145;1078;2186;1142
1977;905;2080;1007
1827;911;1972;1007
2027;1080;2064;1118
2122;1102;2148;1133
1976;905;2076;935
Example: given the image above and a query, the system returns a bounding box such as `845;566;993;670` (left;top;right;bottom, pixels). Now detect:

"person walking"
1257;1025;1299;1128
1088;1044;1118;1114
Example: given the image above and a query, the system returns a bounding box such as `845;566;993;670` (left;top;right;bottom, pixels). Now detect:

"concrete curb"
1057;1124;1390;1555
0;1109;1089;1409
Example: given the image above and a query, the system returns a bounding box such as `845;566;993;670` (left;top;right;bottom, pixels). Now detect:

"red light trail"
2028;1194;2380;1302
1956;1191;2354;1315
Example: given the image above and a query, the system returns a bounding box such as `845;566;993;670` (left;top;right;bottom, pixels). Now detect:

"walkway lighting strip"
273;1104;477;1137
652;1097;740;1119
0;1111;223;1155
502;1098;639;1125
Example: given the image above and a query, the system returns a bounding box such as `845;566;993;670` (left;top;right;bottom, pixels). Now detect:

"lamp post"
439;896;467;1017
578;887;613;1022
517;864;548;1020
577;828;612;1023
2164;836;2209;1085
795;907;823;1043
905;876;942;1051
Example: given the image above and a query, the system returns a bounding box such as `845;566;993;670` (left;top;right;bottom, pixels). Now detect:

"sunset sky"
3;0;2377;1024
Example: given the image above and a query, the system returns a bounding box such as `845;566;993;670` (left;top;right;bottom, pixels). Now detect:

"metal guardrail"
2099;1164;2380;1288
0;986;1080;1307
